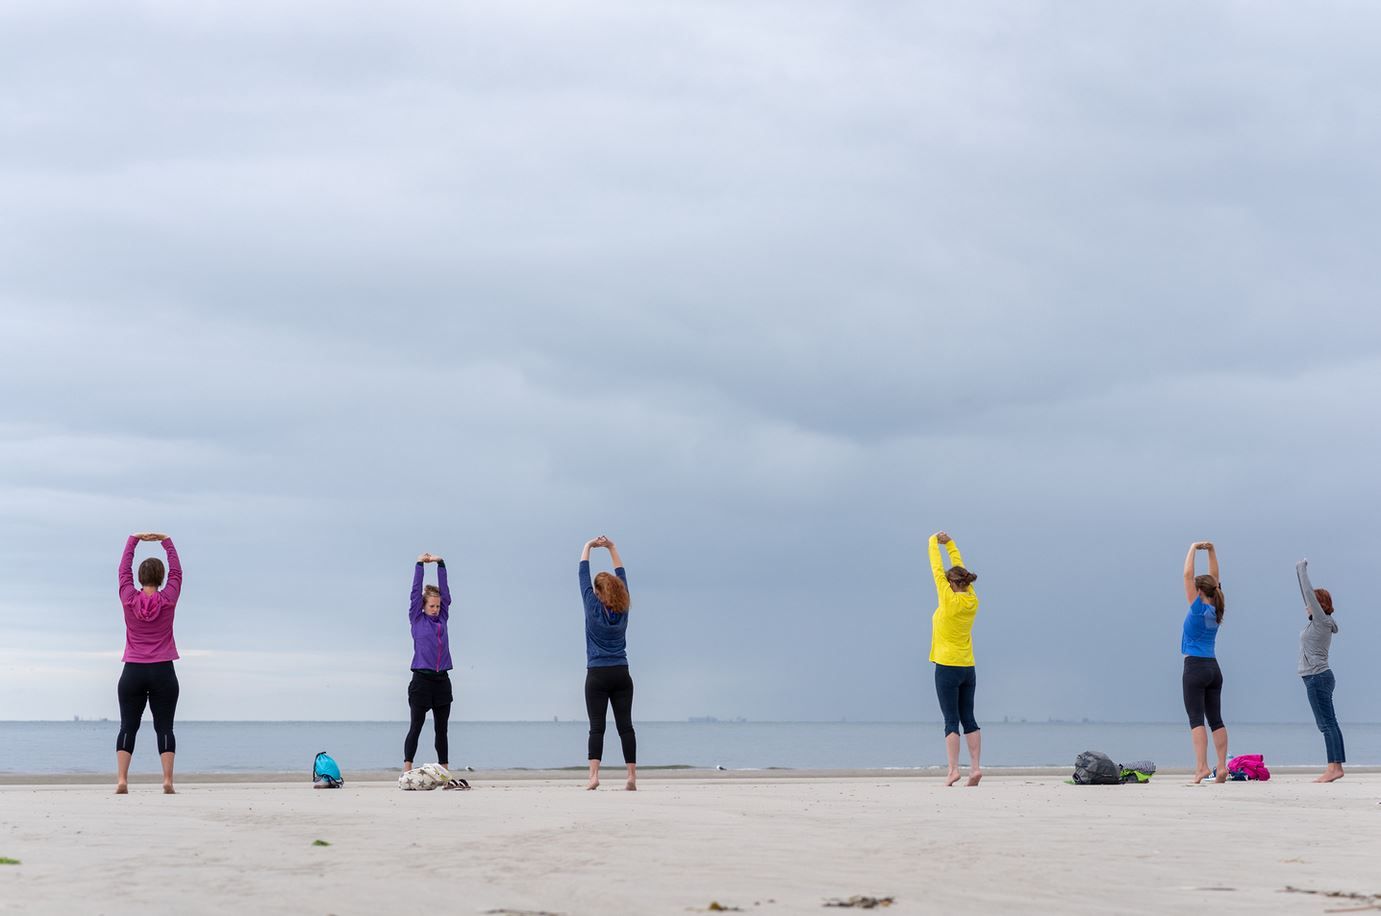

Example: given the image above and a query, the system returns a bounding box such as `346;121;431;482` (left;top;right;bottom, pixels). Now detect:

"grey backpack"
1072;750;1121;785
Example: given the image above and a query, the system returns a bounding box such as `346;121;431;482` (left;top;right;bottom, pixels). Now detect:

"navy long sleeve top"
580;560;629;668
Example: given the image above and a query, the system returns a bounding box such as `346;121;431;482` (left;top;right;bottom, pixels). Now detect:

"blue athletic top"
1181;596;1220;658
581;560;629;668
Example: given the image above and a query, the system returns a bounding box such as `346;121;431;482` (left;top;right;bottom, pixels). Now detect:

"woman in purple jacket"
116;532;183;795
404;553;454;772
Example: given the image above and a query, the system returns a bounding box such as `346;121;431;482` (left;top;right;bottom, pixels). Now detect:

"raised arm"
601;537;629;591
1204;542;1219;580
119;535;139;604
409;557;426;621
1183;543;1199;602
160;537;182;605
435;558;451;620
603;537;624;572
928;533;948;595
579;539;596;600
1296;559;1324;619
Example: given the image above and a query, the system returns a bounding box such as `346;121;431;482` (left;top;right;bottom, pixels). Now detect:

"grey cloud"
1;1;1378;726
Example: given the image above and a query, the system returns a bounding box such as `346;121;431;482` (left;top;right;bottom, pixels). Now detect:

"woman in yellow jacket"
929;531;981;786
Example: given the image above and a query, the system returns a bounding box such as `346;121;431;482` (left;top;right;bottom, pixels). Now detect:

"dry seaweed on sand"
1280;886;1381;911
311;839;331;847
483;910;564;916
824;896;894;909
705;903;744;912
0;857;20;865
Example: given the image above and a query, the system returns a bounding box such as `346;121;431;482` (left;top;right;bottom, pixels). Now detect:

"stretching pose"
580;535;636;791
1297;560;1344;783
928;531;981;787
1181;541;1228;784
116;532;183;795
403;553;453;772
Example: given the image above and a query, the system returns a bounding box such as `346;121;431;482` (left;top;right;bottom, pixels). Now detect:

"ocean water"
2;720;1378;775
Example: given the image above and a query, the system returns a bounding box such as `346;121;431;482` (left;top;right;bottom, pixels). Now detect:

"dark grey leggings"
585;665;636;763
934;664;979;736
1182;656;1224;730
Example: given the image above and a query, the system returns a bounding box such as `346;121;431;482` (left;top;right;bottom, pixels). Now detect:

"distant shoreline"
6;765;1381;785
7;719;1381;726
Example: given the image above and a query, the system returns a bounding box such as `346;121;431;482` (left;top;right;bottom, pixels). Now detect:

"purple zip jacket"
118;536;183;663
409;561;453;671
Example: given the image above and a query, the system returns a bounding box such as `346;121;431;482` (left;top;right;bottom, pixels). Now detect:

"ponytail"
1194;574;1224;624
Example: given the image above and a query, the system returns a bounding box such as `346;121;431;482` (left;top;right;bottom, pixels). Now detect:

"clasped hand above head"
933;531;951;544
417;553;443;564
134;532;168;542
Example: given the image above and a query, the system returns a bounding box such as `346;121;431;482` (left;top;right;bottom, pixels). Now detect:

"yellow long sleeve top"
929;535;978;667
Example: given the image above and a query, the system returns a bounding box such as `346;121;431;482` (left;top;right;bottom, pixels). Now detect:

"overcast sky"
2;1;1378;724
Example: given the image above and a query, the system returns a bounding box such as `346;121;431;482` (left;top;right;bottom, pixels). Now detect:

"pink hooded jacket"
118;536;183;663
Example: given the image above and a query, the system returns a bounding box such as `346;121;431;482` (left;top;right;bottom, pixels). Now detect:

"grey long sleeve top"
1297;560;1338;677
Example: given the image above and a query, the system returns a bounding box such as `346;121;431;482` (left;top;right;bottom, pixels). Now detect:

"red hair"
1315;588;1334;615
594;572;630;613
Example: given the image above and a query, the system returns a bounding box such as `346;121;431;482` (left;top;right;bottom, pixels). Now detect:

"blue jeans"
1303;669;1345;764
934;664;979;736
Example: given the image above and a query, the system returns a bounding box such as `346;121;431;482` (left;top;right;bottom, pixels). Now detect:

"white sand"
2;772;1378;915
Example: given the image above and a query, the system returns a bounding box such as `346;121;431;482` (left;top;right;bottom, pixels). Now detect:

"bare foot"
1214;772;1228;784
625;779;637;791
944;769;961;787
1191;769;1211;784
966;771;983;787
1316;769;1344;783
115;783;128;795
163;783;176;795
586;778;599;791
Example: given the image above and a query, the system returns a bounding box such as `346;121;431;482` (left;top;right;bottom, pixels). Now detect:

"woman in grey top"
1296;560;1344;783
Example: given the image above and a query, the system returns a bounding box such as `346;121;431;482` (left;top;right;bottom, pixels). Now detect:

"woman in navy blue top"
1181;541;1228;784
580;535;635;790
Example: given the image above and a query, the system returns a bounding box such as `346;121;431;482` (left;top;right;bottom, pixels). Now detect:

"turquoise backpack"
313;751;343;788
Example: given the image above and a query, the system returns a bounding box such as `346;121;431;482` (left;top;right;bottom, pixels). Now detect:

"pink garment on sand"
1227;753;1271;781
118;536;183;663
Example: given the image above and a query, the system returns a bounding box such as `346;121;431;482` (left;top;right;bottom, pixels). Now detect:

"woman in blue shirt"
580;535;635;790
1181;541;1228;784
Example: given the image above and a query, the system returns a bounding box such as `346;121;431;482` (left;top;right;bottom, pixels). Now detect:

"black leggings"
1182;656;1224;731
116;661;179;755
404;670;452;764
934;664;979;736
585;666;636;763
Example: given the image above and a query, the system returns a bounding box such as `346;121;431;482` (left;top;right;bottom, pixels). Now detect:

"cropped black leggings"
116;661;179;755
404;670;452;765
585;665;636;764
1182;656;1224;731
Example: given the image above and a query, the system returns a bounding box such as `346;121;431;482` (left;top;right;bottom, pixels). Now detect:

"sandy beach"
2;771;1378;915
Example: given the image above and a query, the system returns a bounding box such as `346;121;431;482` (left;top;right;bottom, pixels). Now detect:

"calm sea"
2;720;1378;775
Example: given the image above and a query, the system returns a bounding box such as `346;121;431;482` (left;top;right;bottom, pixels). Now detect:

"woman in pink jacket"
116;532;183;794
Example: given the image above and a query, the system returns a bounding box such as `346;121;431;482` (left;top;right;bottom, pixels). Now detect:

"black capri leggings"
585;665;636;763
1182;656;1224;731
116;661;179;755
404;670;453;764
934;664;979;736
